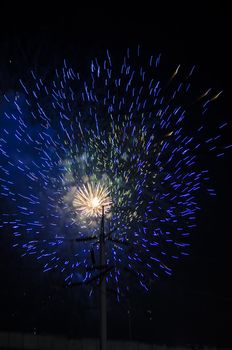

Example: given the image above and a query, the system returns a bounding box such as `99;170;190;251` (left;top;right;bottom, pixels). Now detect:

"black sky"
0;2;231;347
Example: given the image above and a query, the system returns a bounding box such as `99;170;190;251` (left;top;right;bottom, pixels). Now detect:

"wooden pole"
99;206;107;350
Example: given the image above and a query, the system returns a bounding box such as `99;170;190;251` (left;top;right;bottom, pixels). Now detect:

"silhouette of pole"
100;206;107;350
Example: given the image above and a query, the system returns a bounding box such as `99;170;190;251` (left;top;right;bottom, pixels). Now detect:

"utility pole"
69;202;129;349
100;206;107;350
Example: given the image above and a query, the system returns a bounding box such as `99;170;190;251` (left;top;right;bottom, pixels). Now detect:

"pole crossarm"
66;264;114;288
75;235;98;242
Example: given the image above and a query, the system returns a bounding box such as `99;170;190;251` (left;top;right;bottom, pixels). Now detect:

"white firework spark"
73;182;112;217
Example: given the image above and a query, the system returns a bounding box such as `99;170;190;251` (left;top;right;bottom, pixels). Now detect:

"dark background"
0;2;231;347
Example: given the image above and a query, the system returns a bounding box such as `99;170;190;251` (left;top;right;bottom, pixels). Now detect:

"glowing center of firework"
73;183;112;217
91;197;100;208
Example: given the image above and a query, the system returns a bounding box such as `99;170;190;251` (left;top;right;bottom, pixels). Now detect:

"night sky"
0;3;231;347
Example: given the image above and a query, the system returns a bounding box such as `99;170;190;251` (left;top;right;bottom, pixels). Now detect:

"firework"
73;183;111;217
0;47;228;295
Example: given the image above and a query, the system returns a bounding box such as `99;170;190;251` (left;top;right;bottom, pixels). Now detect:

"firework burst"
0;47;228;296
73;183;111;217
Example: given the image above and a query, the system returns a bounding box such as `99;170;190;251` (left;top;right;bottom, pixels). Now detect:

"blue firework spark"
0;47;228;296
